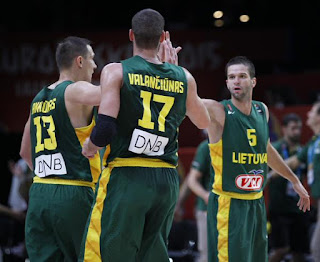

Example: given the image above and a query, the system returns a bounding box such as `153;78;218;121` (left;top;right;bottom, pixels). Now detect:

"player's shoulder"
253;100;268;110
102;62;122;71
179;66;192;80
253;100;269;120
101;62;123;78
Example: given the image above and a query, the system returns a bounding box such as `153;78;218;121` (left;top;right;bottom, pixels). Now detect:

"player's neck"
231;97;252;115
135;49;162;64
59;71;76;82
47;72;75;90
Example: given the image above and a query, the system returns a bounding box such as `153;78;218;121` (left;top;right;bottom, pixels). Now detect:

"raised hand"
158;31;182;65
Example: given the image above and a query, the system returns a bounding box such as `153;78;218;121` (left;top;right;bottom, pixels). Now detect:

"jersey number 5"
33;115;57;153
138;90;174;132
247;129;257;146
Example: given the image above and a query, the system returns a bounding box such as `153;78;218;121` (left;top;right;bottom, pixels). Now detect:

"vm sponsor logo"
235;169;264;191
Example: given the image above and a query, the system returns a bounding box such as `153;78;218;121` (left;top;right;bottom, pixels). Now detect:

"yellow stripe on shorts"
83;167;112;262
217;195;231;262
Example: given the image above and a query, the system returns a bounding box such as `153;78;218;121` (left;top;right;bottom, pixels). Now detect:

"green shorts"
25;183;94;262
207;192;268;262
79;166;179;262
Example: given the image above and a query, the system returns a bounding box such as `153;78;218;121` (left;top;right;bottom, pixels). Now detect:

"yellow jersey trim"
209;140;223;192
75;118;101;184
212;189;263;200
210;140;263;200
108;157;176;169
33;176;95;191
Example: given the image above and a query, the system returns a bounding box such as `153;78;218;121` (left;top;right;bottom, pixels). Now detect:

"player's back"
105;55;188;166
30;81;101;182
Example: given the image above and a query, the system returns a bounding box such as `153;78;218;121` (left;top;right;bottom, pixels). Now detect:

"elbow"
19;147;27;161
197;122;209;130
186;175;194;189
90;114;117;147
19;148;33;170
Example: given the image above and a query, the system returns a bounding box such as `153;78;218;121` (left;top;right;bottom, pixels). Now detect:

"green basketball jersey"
105;56;187;166
209;100;269;198
30;81;101;182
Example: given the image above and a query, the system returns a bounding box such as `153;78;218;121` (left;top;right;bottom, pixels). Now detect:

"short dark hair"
131;8;164;49
225;56;256;78
282;113;301;126
55;36;91;71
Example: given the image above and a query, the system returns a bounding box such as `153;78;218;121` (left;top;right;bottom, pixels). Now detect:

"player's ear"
252;77;257;88
129;29;134;42
76;56;83;68
159;30;165;43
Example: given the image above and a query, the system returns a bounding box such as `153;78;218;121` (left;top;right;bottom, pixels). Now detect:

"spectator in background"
279;101;320;262
7;159;29;213
0;158;31;261
173;159;190;223
268;113;310;262
168;160;197;260
187;131;214;262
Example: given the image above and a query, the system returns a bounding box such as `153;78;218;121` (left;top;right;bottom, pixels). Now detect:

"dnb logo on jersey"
235;169;264;191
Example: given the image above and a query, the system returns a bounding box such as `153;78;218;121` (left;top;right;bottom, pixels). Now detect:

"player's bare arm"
187;168;210;204
184;69;210;129
262;102;309;211
64;82;101;128
267;141;310;212
20;114;33;170
268;154;301;179
82;63;122;159
98;63;123;118
202;99;225;143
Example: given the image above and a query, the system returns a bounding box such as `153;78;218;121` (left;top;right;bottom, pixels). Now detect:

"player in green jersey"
202;56;310;262
80;8;210;262
19;36;102;262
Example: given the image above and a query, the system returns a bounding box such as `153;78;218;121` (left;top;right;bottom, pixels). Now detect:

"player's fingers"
158;42;165;61
297;198;301;208
166;31;170;41
163;41;170;61
298;197;310;212
305;197;310;211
